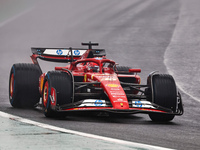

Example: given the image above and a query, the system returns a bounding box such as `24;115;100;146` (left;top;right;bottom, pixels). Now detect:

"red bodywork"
31;45;180;115
34;49;141;112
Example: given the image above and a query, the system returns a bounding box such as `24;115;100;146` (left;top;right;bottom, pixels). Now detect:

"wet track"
0;0;200;149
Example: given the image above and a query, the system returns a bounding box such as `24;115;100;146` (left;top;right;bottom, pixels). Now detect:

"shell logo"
106;84;119;87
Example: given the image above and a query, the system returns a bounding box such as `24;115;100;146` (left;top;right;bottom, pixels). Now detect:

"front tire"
42;71;73;117
149;74;177;122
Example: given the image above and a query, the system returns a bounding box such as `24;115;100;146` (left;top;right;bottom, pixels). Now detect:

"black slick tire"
9;63;42;108
149;74;177;122
42;71;73;117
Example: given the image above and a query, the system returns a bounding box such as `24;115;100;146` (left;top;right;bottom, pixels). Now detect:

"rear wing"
31;47;106;64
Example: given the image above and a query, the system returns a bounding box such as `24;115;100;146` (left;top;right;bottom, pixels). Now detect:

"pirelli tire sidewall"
9;63;42;108
149;74;177;122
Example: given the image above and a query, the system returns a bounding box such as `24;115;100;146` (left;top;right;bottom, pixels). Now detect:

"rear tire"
42;71;73;117
149;74;177;122
115;66;132;74
9;63;42;108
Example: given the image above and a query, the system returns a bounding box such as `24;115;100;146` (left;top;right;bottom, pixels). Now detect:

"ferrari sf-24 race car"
9;42;183;122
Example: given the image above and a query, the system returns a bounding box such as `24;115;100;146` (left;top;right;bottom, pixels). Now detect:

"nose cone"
112;101;129;109
92;73;129;109
102;82;129;109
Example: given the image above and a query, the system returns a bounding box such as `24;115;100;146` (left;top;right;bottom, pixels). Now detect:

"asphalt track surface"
0;0;200;149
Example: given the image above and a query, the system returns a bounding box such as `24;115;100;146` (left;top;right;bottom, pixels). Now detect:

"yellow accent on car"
84;74;87;82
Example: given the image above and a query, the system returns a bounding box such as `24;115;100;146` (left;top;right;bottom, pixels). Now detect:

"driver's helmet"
87;62;99;72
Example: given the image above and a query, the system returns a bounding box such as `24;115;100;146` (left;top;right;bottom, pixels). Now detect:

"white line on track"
176;84;200;103
0;111;174;150
164;66;200;103
163;0;200;103
164;38;200;102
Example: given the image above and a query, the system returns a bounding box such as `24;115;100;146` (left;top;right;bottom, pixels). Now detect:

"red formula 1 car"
9;42;183;122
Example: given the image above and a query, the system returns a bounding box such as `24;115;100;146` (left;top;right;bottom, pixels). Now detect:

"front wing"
53;99;183;115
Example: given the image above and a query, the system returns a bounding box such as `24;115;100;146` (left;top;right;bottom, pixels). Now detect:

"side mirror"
129;68;141;73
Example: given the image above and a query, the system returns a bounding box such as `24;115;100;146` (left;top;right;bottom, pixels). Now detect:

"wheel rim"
43;81;49;108
10;74;14;98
